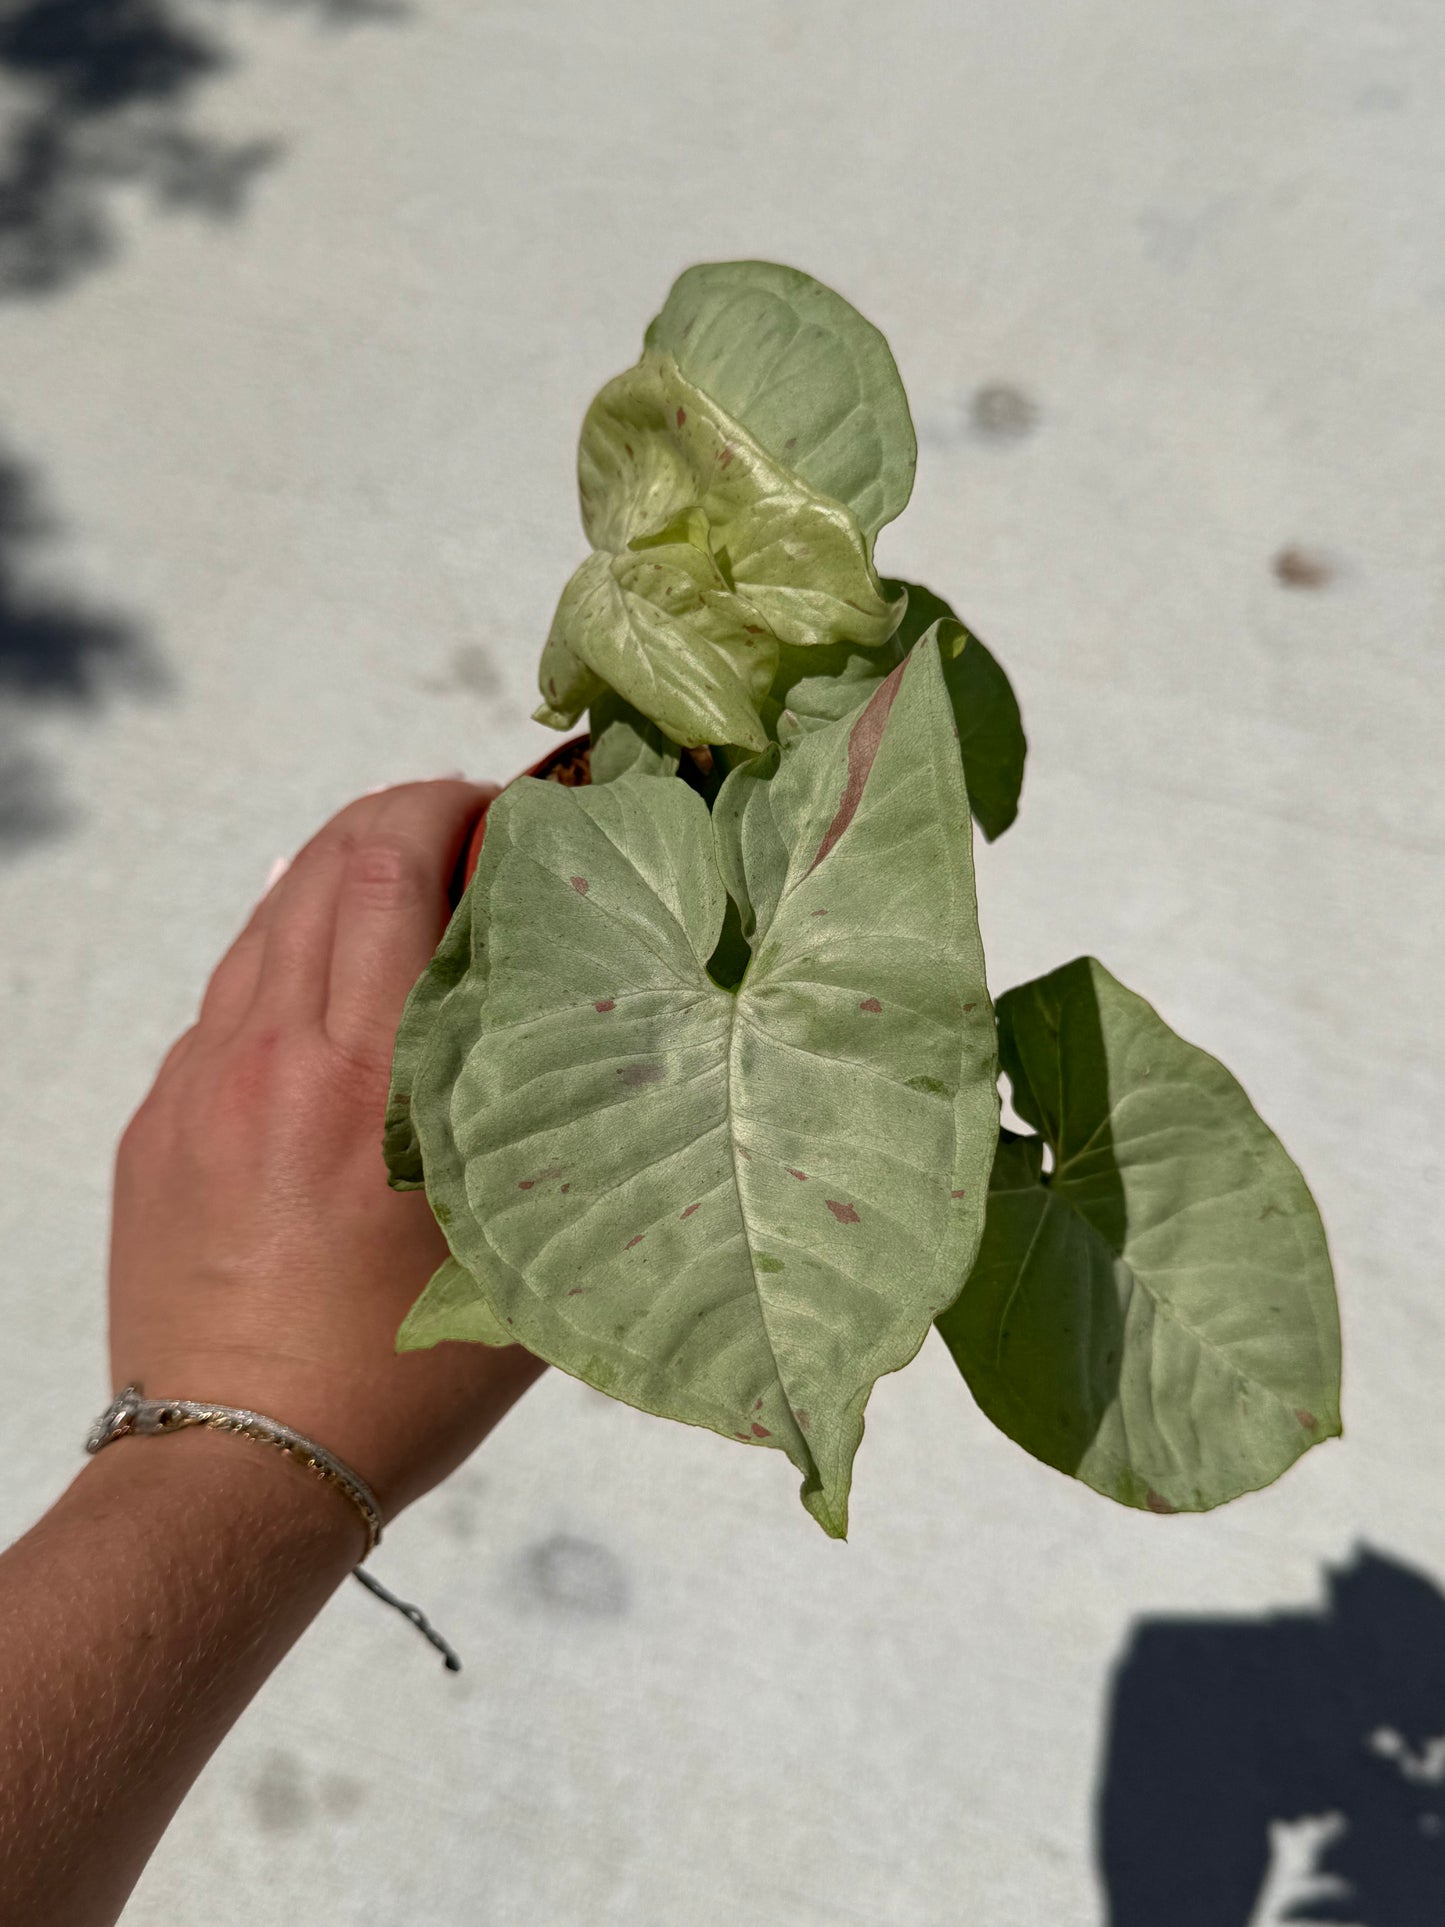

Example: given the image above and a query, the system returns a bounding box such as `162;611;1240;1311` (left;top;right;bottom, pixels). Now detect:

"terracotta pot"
460;733;591;892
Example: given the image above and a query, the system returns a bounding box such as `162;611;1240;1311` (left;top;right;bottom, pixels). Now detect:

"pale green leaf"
383;887;476;1190
410;637;997;1535
645;259;917;545
588;688;683;785
397;1256;515;1351
937;957;1342;1512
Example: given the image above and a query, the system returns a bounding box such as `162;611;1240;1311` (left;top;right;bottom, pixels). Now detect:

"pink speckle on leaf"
570;876;589;895
787;1169;809;1182
754;1398;763;1411
951;1189;968;1199
751;1423;771;1439
720;445;734;468
810;909;827;917
826;1200;860;1225
1295;1409;1318;1431
675;406;686;427
680;1202;700;1220
859;998;883;1014
1145;1490;1177;1515
625;1233;646;1251
594;999;616;1013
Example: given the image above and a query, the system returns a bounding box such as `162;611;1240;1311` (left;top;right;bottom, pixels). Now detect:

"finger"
325;781;493;1062
197;858;291;1037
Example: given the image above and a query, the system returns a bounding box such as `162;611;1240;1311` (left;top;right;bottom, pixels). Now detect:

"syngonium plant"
383;261;1341;1536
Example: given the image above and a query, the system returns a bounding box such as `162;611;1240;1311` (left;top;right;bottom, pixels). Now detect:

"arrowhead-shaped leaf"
937;957;1342;1512
645;259;917;545
410;637;997;1534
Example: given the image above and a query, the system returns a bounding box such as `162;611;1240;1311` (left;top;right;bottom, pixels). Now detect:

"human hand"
108;780;544;1524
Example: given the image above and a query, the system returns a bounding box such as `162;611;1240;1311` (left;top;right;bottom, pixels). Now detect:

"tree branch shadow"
1099;1547;1445;1926
0;0;406;855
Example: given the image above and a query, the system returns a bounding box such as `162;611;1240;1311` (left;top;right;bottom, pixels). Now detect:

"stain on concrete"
1273;545;1336;590
250;1751;313;1834
448;642;501;697
520;1533;630;1617
970;382;1039;441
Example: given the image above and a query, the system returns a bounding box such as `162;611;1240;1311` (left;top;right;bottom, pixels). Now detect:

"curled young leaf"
937;958;1342;1512
409;637;997;1536
539;353;902;751
645;259;917;546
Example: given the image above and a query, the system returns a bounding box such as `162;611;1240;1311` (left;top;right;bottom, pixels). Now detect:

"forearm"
0;1429;358;1927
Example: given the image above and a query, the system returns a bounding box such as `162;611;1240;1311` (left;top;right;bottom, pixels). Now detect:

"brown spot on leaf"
1145;1489;1177;1515
594;999;616;1013
1259;1202;1283;1220
1274;545;1334;589
784;436;797;452
537;1166;563;1182
675;406;686;427
806;664;908;875
617;1063;665;1087
951;1189;968;1199
810;908;827;916
1295;1409;1318;1431
796;1410;810;1431
561;1183;570;1194
680;1202;700;1219
787;1168;809;1181
719;445;734;468
754;1398;764;1411
963;1003;976;1012
567;1288;585;1297
751;1422;771;1439
743;624;765;635
624;1233;645;1251
570;876;589;895
826;1200;860;1225
859;997;883;1013
734;1432;750;1441
518;1179;536;1191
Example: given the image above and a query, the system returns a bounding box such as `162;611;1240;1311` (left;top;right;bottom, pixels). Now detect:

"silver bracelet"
86;1385;461;1671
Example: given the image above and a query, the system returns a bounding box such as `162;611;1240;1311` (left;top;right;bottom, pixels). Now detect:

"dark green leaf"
938;957;1342;1512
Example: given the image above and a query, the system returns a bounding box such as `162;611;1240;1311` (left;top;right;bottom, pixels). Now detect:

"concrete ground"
2;2;1442;1921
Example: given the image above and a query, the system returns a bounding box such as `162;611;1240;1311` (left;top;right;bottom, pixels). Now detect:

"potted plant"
384;261;1340;1534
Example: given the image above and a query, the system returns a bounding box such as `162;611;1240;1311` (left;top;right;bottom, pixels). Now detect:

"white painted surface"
1;2;1441;1920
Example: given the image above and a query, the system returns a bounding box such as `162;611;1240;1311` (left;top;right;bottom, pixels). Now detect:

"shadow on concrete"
0;0;403;854
0;442;164;850
1099;1547;1445;1925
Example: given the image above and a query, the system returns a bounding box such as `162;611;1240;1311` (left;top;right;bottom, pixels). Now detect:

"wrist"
71;1423;363;1579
